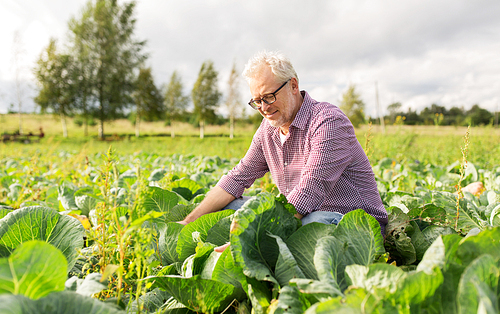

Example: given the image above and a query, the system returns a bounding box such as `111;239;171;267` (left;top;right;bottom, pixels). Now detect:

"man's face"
248;66;297;131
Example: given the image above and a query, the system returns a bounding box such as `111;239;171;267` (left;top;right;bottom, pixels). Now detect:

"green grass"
364;126;500;167
1;114;499;167
0;136;253;159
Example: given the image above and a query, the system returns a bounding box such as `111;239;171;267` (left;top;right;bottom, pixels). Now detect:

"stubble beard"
262;102;294;129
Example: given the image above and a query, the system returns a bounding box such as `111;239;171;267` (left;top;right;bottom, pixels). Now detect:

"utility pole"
12;31;25;135
375;81;385;134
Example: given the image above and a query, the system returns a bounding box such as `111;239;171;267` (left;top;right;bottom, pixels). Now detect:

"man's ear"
290;77;299;94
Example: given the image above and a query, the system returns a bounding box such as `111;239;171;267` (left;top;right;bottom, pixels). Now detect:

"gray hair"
242;51;298;84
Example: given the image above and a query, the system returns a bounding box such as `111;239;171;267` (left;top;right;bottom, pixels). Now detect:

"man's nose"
261;101;271;112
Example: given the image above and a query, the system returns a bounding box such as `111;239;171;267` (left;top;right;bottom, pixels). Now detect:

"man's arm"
178;186;236;225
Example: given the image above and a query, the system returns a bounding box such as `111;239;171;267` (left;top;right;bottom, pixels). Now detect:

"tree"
402;107;421;125
387;102;402;123
448;106;465;126
33;39;77;137
68;0;146;140
163;71;189;138
340;85;365;128
420;104;446;125
225;62;241;139
467;104;493;126
191;61;221;139
68;13;97;137
132;67;164;137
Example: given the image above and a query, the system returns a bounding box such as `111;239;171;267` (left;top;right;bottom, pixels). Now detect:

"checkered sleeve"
216;127;269;198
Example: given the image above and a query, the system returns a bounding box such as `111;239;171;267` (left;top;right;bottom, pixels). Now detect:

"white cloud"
1;0;499;116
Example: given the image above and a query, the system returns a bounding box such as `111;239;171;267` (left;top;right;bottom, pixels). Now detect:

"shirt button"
286;189;289;193
284;162;288;166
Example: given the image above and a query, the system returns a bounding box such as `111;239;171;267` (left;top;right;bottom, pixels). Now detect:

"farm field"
0;118;500;313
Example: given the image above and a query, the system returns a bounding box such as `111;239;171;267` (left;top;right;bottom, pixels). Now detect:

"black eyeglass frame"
247;79;290;110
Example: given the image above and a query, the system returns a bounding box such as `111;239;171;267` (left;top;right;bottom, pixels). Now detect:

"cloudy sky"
1;0;499;117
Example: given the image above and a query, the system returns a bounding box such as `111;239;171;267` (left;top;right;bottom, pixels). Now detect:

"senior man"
179;51;388;240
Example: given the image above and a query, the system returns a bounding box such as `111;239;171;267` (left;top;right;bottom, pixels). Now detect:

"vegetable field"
0;127;500;313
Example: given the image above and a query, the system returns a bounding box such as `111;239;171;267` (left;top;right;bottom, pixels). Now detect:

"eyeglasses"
248;79;290;110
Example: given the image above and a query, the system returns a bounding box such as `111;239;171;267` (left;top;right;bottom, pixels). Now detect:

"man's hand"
294;212;303;220
181;186;235;224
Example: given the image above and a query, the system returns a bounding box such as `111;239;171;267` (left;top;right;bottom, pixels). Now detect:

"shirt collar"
290;91;313;131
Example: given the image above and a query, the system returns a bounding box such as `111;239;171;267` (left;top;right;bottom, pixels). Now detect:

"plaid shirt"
217;91;388;227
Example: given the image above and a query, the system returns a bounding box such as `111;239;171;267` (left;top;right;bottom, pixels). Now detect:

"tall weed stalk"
89;147;155;312
455;126;470;230
364;122;374;161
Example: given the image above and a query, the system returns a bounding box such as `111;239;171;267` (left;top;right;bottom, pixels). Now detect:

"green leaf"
205;214;233;246
200;250;222;280
439;234;466;313
246;276;273;314
385;206;416;265
176;210;233;262
58;185;78;211
314;236;346;291
0;206;13;220
149;168;167;182
456;227;500;266
274;285;311;314
190;172;214;188
421;225;456;246
267;233;305;286
0;291;125;313
303;288;371;314
457;254;500;314
490;204;500;226
129;210;165;227
332;209;386;266
127;288;173;314
147;275;240;313
211;248;247;294
74;195;97;217
313;210;385;291
285;222;335;280
44;186;60;211
0;241;67;299
417;235;446;274
143;187;179;213
158;222;184;265
486;191;500;206
289;278;342;301
407;221;430;261
165;204;196;223
408;203;447;230
395;267;444;306
170;179;203;201
0;206;85;271
191;242;216;277
427;191;457;213
173;187;193;202
448;198;487;234
65;273;107;297
345;263;405;298
229;193;299;284
200;249;247;301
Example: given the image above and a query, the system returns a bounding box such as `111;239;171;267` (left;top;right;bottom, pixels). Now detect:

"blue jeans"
223;196;344;226
222;196;252;210
301;210;344;226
